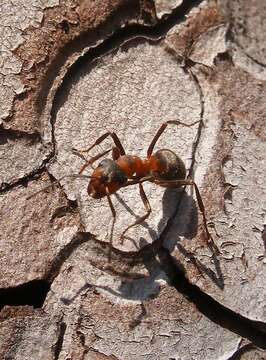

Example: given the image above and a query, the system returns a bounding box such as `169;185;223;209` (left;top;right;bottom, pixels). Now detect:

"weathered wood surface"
0;1;265;359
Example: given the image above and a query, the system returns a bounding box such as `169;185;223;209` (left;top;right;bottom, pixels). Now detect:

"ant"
72;120;219;261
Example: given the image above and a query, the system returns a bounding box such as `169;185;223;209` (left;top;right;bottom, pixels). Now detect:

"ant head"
88;159;127;198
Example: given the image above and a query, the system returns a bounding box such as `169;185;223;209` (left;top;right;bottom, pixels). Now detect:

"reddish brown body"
74;120;218;260
29;121;219;262
88;149;186;199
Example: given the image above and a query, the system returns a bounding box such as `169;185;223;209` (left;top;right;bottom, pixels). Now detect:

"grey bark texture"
0;1;265;359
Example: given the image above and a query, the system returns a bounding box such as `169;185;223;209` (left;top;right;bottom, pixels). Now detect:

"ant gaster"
74;120;218;260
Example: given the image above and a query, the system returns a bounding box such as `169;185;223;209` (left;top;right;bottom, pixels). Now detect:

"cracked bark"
0;1;265;359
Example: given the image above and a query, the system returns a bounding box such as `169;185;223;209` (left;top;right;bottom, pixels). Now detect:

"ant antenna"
26;174;93;200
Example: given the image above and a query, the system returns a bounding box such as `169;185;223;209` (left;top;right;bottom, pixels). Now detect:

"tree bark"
0;1;265;359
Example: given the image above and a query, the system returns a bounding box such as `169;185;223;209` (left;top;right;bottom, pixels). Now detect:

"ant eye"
100;175;108;182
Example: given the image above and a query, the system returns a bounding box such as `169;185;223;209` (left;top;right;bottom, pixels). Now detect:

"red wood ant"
73;120;219;260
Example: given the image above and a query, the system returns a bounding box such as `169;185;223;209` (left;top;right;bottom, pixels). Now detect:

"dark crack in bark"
226;342;260;360
0;126;41;145
186;66;205;179
158;247;266;350
0;280;51;311
53;321;67;360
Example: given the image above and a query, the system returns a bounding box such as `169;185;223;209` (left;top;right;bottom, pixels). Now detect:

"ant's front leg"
105;187;117;262
75;131;126;156
73;131;126;174
73;146;122;174
77;148;112;174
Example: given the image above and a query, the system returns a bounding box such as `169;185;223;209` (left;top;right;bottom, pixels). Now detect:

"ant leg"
147;120;198;157
77;145;121;174
78;148;112;174
73;131;125;173
112;146;121;160
75;131;126;156
120;183;151;245
152;178;219;255
105;187;116;262
123;176;154;187
191;181;220;256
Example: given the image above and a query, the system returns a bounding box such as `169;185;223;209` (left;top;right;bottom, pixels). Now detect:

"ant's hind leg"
120;183;151;245
153;178;219;256
191;181;220;256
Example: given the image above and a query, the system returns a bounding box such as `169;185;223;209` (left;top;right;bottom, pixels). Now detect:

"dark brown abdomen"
151;149;186;181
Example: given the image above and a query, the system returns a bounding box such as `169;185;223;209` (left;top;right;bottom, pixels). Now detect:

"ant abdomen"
150;149;186;182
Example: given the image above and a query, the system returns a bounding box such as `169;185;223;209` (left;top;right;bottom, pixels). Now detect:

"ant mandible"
73;120;219;261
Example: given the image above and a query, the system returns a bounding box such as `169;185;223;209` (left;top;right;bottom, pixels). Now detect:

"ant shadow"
115;186;224;290
58;187;224;307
